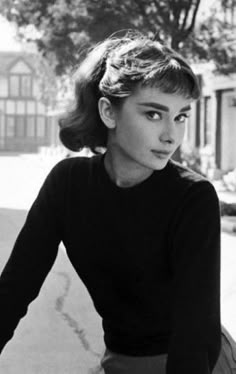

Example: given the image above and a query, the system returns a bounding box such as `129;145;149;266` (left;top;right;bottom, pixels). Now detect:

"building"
0;51;58;153
182;0;236;175
184;66;236;174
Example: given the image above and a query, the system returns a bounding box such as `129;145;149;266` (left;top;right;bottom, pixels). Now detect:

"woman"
0;31;221;373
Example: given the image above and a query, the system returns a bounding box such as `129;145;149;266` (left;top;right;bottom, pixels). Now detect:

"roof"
0;51;37;74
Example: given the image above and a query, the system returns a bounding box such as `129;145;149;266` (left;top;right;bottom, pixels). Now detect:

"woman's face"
107;85;192;172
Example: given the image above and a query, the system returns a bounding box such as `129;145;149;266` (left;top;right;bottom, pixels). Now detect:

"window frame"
8;74;33;98
5;115;15;137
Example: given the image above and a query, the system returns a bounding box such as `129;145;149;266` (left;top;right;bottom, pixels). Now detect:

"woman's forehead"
130;85;192;109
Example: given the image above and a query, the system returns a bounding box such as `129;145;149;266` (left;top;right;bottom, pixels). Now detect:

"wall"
221;90;236;170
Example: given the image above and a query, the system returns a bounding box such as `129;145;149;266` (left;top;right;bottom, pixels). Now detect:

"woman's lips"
151;150;172;159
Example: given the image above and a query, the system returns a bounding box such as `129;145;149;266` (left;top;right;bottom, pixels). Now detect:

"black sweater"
0;154;221;373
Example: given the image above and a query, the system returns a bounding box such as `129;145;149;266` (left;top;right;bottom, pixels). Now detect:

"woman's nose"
159;119;175;144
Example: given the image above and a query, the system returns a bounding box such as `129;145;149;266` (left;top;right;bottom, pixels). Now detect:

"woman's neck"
104;149;153;188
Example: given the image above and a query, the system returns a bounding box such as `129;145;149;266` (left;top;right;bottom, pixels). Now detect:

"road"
0;153;236;373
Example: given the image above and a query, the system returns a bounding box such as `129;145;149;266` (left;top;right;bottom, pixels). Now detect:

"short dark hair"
59;31;200;153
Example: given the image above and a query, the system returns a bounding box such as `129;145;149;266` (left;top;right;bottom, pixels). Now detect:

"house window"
16;101;25;114
36;116;46;137
21;75;32;97
26;100;35;114
15;116;25;137
26;116;35;137
6;100;15;114
9;76;20;97
9;75;32;98
6;116;15;137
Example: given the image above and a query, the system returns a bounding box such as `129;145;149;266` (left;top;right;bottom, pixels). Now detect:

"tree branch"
171;0;182;29
181;0;193;31
151;0;170;27
188;0;201;33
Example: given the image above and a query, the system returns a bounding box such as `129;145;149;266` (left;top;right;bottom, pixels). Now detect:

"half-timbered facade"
0;52;55;152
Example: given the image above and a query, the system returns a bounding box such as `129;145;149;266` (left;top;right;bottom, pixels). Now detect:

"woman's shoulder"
168;159;208;185
167;159;217;199
42;155;99;193
50;154;98;176
169;159;220;207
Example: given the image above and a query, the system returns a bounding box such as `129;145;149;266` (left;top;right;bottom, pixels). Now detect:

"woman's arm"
0;160;68;353
167;180;221;374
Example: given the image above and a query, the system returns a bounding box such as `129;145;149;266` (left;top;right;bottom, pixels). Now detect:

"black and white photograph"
0;1;236;373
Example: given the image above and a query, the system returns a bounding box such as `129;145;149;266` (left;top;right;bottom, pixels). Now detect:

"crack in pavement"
54;271;101;359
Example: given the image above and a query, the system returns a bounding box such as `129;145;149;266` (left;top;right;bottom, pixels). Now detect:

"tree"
0;0;201;75
33;53;58;108
186;4;236;74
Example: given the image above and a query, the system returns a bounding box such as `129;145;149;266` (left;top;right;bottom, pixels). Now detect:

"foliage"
220;201;236;216
0;0;202;75
186;10;236;74
181;145;206;176
223;169;236;192
1;0;236;75
33;53;58;107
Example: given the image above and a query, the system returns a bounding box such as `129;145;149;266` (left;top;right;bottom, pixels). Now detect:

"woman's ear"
98;97;116;129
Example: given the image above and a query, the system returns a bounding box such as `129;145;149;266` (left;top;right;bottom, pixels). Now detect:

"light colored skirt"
100;349;167;374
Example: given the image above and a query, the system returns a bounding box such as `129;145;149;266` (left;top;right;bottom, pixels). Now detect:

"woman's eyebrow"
137;102;191;112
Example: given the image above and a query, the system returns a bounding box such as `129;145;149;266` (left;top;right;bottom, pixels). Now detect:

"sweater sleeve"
0;160;68;354
167;180;221;374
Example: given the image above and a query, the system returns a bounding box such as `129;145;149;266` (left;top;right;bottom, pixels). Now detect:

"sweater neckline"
96;152;170;193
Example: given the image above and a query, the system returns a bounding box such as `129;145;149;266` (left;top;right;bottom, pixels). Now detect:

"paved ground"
0;153;236;373
0;154;105;374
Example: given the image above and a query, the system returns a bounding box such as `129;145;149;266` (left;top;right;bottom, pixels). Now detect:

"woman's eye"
146;111;161;120
175;114;189;123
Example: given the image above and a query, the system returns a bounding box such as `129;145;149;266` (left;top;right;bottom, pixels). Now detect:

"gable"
9;60;32;74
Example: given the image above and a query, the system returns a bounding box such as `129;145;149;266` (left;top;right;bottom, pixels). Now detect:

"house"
183;67;236;175
182;0;236;175
0;51;58;153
